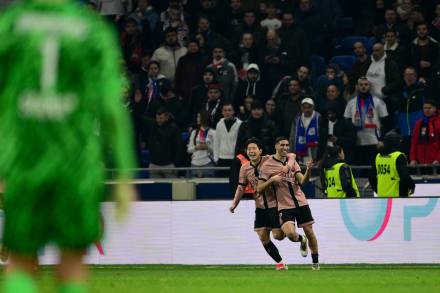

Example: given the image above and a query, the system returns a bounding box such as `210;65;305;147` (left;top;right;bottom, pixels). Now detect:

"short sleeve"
238;165;248;186
292;160;302;174
258;166;269;181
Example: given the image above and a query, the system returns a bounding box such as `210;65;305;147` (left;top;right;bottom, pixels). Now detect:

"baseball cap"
301;97;315;106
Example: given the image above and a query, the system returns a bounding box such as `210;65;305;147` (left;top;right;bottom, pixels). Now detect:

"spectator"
260;1;281;31
277;11;310;73
197;16;231;52
410;99;440;166
431;3;440;42
204;83;224;128
189;67;217;124
194;31;209;57
295;65;315;96
410;22;439;80
230;32;259;77
264;98;281;129
318;84;347;117
238;95;254;121
396;0;413;23
95;0;132;27
383;28;410;72
187;110;216;177
317;102;357;164
316;63;344;106
259;29;290;98
195;0;229;37
397;67;426;156
344;77;389;166
142;107;183;178
234;100;278;155
231;10;263;47
129;0;159;32
278;79;303;137
362;42;401;111
214;103;242;177
134;61;169;117
350;41;370;90
290;98;321;163
234;63;265;110
271;65;314;99
294;0;326;54
406;8;426;32
151;27;187;82
342;72;356;101
174;38;210;102
154;4;189;47
374;8;412;45
225;0;245;38
147;84;188;130
120;17;144;73
206;44;238;103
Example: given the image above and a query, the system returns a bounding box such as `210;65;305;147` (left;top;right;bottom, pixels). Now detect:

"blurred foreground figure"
0;1;136;292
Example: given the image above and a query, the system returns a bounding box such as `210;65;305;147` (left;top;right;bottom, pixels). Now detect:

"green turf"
1;265;440;293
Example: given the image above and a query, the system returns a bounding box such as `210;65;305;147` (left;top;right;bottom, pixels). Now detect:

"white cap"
301;97;315;106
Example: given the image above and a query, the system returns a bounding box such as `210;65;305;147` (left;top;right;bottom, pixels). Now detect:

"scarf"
354;94;377;131
146;77;160;104
206;98;221;122
295;112;319;156
419;115;435;143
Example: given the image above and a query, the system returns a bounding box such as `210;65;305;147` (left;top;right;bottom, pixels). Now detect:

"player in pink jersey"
230;138;296;270
257;137;320;270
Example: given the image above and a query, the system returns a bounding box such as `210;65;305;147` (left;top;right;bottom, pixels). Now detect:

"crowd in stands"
88;0;440;177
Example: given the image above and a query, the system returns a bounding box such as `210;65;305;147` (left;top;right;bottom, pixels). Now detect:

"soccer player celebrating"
257;137;320;270
230;138;294;270
0;1;136;293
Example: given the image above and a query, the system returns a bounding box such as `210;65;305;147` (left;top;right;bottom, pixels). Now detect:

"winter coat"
234;116;278;155
410;112;440;164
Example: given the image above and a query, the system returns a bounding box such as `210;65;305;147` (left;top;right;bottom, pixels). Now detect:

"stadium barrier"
34;198;440;265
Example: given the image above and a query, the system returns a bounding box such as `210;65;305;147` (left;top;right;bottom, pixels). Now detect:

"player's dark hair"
275;136;289;144
245;137;263;150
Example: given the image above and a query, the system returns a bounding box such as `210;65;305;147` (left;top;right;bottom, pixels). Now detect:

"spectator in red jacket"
410;99;440;166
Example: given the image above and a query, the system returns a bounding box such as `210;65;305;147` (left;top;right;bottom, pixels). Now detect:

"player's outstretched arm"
296;161;313;185
229;185;245;213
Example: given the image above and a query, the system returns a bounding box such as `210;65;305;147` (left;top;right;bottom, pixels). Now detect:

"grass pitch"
1;265;439;293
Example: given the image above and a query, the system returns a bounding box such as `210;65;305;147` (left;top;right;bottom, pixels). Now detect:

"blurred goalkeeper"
0;1;136;293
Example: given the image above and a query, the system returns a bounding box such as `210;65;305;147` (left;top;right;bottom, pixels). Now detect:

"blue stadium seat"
329;55;356;72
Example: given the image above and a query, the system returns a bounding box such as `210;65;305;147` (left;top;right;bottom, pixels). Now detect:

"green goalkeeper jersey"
0;0;135;183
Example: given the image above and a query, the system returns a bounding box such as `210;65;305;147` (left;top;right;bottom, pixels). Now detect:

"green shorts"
2;169;104;254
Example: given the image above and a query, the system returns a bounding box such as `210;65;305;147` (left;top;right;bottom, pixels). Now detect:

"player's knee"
273;232;285;241
256;232;270;244
303;226;315;238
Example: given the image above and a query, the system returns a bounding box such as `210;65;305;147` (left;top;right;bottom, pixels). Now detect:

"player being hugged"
229;138;296;270
257;137;320;270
